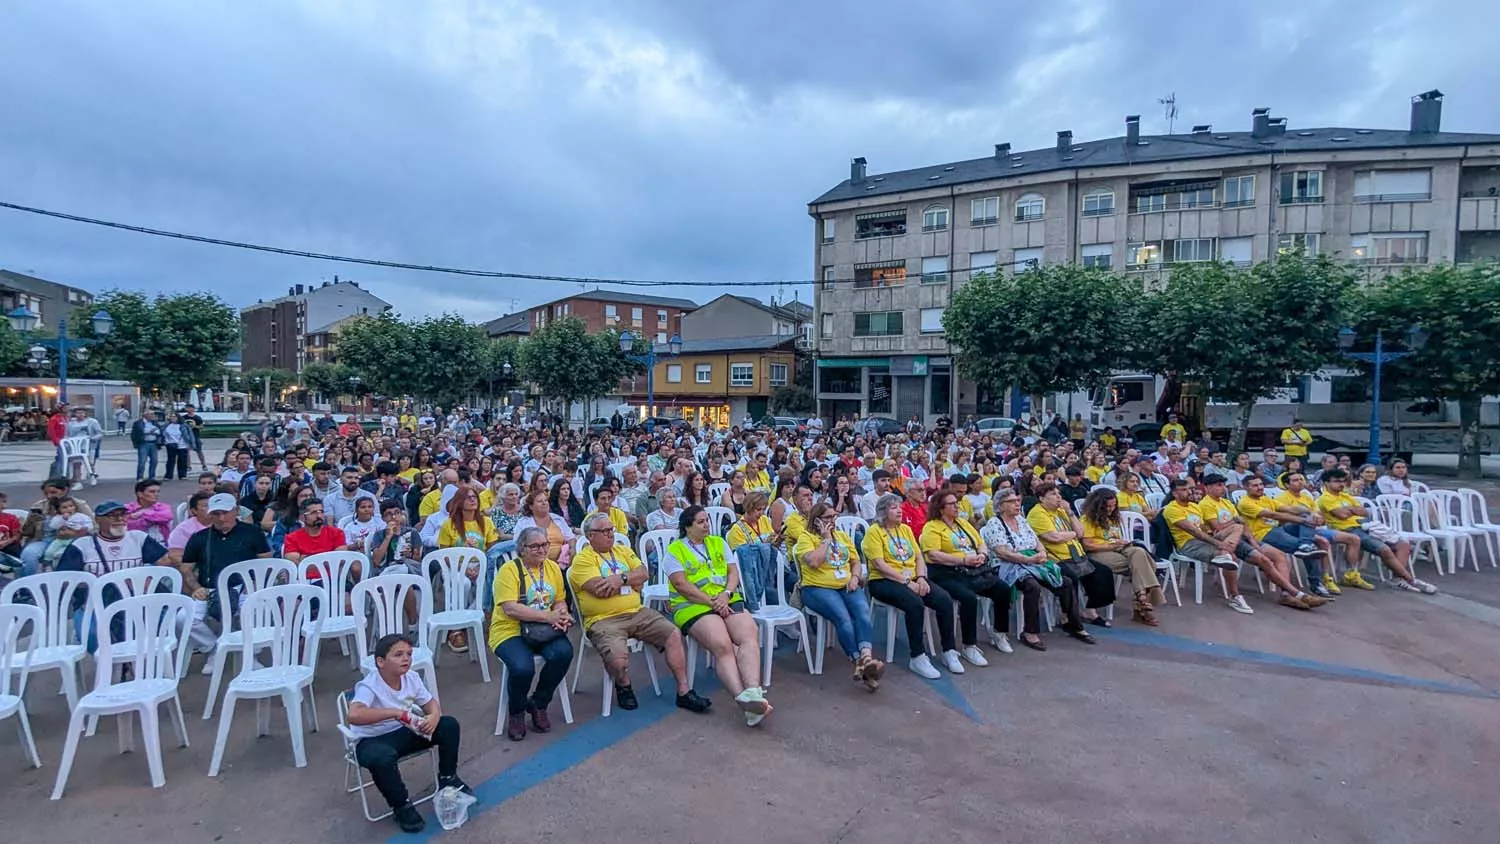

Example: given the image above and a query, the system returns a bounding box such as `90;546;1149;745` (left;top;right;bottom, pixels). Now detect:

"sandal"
1021;635;1047;652
1086;616;1112;629
1132;593;1160;627
1064;625;1097;645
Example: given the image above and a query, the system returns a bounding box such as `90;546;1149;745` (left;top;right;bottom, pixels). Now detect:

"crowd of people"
0;405;1448;832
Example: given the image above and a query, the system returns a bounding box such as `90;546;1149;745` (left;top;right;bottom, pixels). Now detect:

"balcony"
1354;192;1431;204
1279;194;1324;206
855;210;907;240
1459;196;1500;231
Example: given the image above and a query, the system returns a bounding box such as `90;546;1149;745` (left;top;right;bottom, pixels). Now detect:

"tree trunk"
1458;395;1483;479
1229;400;1255;456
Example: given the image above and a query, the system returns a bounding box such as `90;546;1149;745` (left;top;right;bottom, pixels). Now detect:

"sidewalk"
0;437;237;490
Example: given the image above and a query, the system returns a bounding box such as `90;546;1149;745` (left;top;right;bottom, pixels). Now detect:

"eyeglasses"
521;542;548;550
586;527;613;534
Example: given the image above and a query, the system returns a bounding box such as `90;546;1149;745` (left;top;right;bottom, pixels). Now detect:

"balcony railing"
855;222;907;240
1279;194;1325;205
1353;192;1432;203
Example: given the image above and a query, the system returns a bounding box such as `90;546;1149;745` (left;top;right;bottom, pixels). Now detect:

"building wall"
679;297;801;341
240;300;304;372
528;297;691;340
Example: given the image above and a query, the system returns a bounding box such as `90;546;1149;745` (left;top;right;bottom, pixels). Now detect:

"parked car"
862;416;905;438
759;416;805;434
975;417;1019;435
586;417;613;436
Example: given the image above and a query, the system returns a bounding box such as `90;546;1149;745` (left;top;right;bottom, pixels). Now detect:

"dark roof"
810;127;1500;205
674;334;797;354
723;294;813;322
484;312;532;336
547;289;698;310
0;268;88;299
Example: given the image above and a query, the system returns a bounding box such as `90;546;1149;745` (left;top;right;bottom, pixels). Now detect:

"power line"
0;198;1038;290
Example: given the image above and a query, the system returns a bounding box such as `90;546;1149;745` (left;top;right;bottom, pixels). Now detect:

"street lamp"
619;330;681;427
1338;324;1428;465
7;307;113;403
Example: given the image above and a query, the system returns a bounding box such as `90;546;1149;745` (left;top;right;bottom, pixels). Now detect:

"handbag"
514;559;564;647
1361;519;1399;543
1058;549;1097;580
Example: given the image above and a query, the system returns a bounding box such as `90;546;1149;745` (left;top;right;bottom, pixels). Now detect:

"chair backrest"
1411;480;1431;494
1144;492;1164;511
1375;495;1415;532
239;584;323;673
1230;489;1247;505
586;479;604;506
574;532;629;554
835;515;869;549
1072;498;1086;516
1118;511;1151;551
1093;483;1118;494
350;574;433;660
0;604;41;698
1425;490;1465;528
92;565;182;623
708;482;731;503
422;548;485;614
214;558;298;636
704;506;735;537
92;593;193;689
60;436;90;460
3;508;29;523
175;502;189;525
0;570;96;650
638;529;676;587
297;551;370;621
1458;488;1492;526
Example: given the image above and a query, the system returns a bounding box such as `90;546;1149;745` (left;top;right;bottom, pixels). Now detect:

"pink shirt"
126;501;175;544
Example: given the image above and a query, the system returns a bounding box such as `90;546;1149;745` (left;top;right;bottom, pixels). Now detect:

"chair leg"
256;698;271;737
284;690;307;768
118;712;134;753
883;606;897;663
58;663;79;713
557;674;574;725
760;625;775;689
208;694;237;776
685;638;698;689
139;706;166;788
202;647;230;719
472;621;491;682
15;702;40;768
600;669;612;718
798;617;815;677
50;709;86;800
168;694;190;747
306;683;319;733
644;647;661;695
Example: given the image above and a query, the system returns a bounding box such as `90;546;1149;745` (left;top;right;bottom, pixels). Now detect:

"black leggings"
868;577;957;657
1063;560;1117;611
928;566;1011;647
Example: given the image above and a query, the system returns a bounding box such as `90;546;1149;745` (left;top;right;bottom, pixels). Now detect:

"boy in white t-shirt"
347;634;470;834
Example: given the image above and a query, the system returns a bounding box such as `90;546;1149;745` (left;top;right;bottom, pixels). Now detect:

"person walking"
46;402;69;478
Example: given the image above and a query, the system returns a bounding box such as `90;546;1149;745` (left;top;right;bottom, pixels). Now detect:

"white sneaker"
1211;554;1237;568
961;645;989;667
1410;578;1438;595
987;632;1014;654
1226;595;1254;614
941;649;966;675
908;654;941;679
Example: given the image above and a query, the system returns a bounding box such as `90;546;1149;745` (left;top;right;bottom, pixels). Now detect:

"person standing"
46;402;69;479
114;406;131;437
161;412;190;480
130;410;164;481
1280;417;1313;465
181;405;209;471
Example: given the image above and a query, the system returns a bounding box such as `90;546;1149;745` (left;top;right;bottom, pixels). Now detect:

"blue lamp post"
7;307;114;405
1337;324;1427;465
619;329;681;426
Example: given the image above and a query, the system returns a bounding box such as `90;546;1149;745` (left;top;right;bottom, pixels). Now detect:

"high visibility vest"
666;535;741;628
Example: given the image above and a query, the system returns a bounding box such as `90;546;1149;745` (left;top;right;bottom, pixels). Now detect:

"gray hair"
498;482;522;500
516;526;547;553
875;493;904;521
582;512;616;536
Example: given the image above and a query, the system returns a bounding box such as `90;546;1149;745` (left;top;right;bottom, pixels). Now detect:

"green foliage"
518;317;632;408
335;313;418;399
300;362;358;399
770;385;814;414
238;367;297;395
943;264;1145;398
74;291;239;393
407;314;488;408
0;318;28;374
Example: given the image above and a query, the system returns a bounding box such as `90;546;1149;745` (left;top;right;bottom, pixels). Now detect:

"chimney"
1125;115;1140;148
288;286;295;296
1411;89;1443;133
994;142;1011;159
1191;124;1212;134
295;284;305;295
1251;107;1271;138
850;157;867;184
1267;117;1287;135
1056;130;1072;153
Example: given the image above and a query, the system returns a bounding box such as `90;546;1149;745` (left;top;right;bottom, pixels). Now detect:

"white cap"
207;493;237;513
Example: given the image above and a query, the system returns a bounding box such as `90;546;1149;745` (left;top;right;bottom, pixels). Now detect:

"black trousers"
1063;559;1117;611
355;715;460;808
928;566;1011;647
867;577;957;657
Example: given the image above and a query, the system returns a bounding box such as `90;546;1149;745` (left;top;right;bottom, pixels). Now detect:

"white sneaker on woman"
908;654;941;679
961;645;989;667
941;649;966;674
987;632;1014;654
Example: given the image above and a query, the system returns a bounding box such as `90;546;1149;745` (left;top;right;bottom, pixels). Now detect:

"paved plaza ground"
1;438;1498;843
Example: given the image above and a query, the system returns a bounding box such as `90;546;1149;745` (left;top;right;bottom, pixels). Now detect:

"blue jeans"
799;585;874;660
733;543;777;611
19;541;47;577
494;634;574;716
136;443;159;480
1266;525;1325;580
483;541;517;612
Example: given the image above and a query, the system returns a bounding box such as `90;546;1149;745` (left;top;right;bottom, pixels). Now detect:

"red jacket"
901;500;928;538
47;412;67;445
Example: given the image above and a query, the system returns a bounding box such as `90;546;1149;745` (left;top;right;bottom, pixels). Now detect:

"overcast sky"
0;0;1494;322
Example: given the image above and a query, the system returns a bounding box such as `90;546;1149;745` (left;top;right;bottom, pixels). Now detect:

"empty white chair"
704;506;735;537
1428;490;1485;571
59;436;93;482
1374;496;1443;578
423;548;490;682
296;550;368;670
1414;491;1475;574
637;530;676;612
0;571;94;711
203;558;298;719
708;482;731;503
1457;487;1500;566
0;604;42;769
207;584;323;776
51;593;193;799
494;655;574;735
338;690;439;822
91;566;183;680
351;574;438;697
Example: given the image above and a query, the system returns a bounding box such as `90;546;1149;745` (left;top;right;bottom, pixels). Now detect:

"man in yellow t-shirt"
1161;477;1249;612
1236;475;1338;599
1159;413;1187;446
1277;471;1360;594
1194;474;1314;610
1316;469;1433;594
568;514;711;713
1280;417;1313;461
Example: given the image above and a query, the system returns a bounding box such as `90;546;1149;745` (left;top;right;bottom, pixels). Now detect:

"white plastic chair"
1093;483;1119;494
203;558;298;719
1375;495;1443;577
1457;488;1500;567
60;436;93;481
1120;510;1180;606
708;482;731;503
1230;489;1248;505
51;593;193;799
1144;492;1164;511
1414;491;1475;574
296;551;368;670
1072;499;1087;516
637;530;676;612
351;574;438;697
2;508;29;524
567;593;661;716
1428;490;1485;571
338;690;439;822
0;571;94;711
835;515;870;547
174;502;189;525
573;533;629;555
744;544;814;687
704;506;736;537
87;566;183;733
207;584;323;776
423;548;490;682
0;604;42;769
494;654;574;735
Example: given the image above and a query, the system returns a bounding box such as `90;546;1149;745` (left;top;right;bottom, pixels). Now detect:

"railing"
1353;192;1432;203
1081;206;1114;217
970;215;999;227
855;223;907;240
1278;194;1325;205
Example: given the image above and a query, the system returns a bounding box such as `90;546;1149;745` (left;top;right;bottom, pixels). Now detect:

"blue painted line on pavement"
871;613;982;723
1102;627;1500;699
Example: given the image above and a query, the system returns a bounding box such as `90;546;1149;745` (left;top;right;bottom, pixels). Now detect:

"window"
695;363;713;384
853;311;904;336
1082;189;1114;216
922;206;949;232
919;307;945;333
554;304;564;317
1128;241;1163;267
1081;243;1112;268
1014;247;1043;271
854;261;907;288
655;332;667;345
822;218;836;242
969;251;997;277
821;265;835;290
1173;238;1215;263
1014;193;1045;222
1220;236;1253;266
855;210;906;240
1179;187;1216;208
1350;233;1428;264
657;310;668;327
1354;169;1432;202
666;364;682;384
770;363;789;386
821;314;833;337
631;307;643;324
1279;170;1323;204
1135;194;1166;213
730;363;754;387
604;304;618;323
921;256;949;283
1277;233;1321;256
971;196;999;226
1223;175;1256;207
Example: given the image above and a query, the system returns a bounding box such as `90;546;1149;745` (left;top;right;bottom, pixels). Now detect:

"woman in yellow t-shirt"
1114;472;1159;520
1079;487;1160;626
919;490;1010;670
793;503;885;690
435;487;500;653
490;525;574;742
1025;481;1111;639
862;492;955;679
1084;453;1110;484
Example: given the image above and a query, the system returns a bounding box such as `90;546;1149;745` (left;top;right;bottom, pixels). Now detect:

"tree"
943;264;1146;410
73;291;239;393
1149;256;1357;454
407;315;488;409
480;338;522;405
770;385;813;415
519;317;634;420
1358;263;1500;478
0;318;29;375
335;313;419;400
300;362;358;403
237;367;297;408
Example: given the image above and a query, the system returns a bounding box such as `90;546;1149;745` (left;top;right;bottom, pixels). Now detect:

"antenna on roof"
1158;93;1178;134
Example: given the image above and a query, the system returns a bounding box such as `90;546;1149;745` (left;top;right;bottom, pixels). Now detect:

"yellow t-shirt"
1116;490;1148;513
959;494;992;524
1317;490;1362;531
1026;505;1085;560
1085;465;1107;483
1099;432;1117;449
488;558;566;649
919;517;983;558
419;488;445;520
1163;500;1205;549
745;469;772;493
568;544;645;629
478;488;496;513
397;468;419;483
585;507;629;536
862;522;919;581
792;530;858;590
1234;494;1281;541
1278;489;1319;515
1161;422;1187;443
436;516;500;550
726;515;774;550
1280;426;1312;457
782;510;809;554
1197;496;1240;530
1081;517;1125;544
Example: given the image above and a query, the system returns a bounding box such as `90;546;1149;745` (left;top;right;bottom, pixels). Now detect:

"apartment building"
678;293;812;345
808;90;1500;425
527;289;696;343
619;335;799;428
241;278;391;372
0;269;93;329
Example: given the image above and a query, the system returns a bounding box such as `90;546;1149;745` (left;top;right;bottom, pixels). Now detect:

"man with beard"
283;499;355;565
55;500;170;651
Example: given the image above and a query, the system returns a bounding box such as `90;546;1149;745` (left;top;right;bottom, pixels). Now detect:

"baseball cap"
207;493;238;513
95;500;128;516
